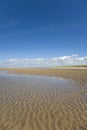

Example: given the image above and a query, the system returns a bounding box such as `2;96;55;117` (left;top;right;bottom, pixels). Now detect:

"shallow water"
0;71;87;130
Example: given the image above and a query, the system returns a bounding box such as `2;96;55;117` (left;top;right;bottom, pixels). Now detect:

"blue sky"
0;0;87;67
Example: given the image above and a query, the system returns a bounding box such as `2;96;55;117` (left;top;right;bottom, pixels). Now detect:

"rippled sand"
0;72;87;130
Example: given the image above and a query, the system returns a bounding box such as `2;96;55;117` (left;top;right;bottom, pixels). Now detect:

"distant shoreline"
53;65;87;69
0;68;87;83
52;66;87;70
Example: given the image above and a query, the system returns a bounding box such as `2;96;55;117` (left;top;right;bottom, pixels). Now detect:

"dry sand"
0;69;87;130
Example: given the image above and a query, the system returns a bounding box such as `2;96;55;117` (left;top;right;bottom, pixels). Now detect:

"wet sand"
0;70;87;130
0;68;87;83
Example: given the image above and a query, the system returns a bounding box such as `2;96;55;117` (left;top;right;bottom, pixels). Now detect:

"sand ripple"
0;75;87;130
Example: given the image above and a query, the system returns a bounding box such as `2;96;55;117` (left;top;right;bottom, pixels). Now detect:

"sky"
0;0;87;67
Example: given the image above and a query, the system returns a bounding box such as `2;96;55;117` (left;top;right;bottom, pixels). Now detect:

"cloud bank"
0;54;87;67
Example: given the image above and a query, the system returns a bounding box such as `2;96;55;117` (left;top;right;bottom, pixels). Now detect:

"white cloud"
0;54;87;67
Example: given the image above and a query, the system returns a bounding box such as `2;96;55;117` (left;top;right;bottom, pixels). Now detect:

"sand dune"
0;73;87;130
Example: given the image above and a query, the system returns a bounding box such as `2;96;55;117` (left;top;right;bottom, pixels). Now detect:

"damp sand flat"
0;68;87;83
0;72;87;130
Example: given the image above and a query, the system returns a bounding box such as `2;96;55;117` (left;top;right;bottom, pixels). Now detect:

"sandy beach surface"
0;68;87;83
0;69;87;130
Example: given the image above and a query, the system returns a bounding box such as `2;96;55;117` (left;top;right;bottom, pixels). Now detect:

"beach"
0;69;87;130
0;68;87;83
